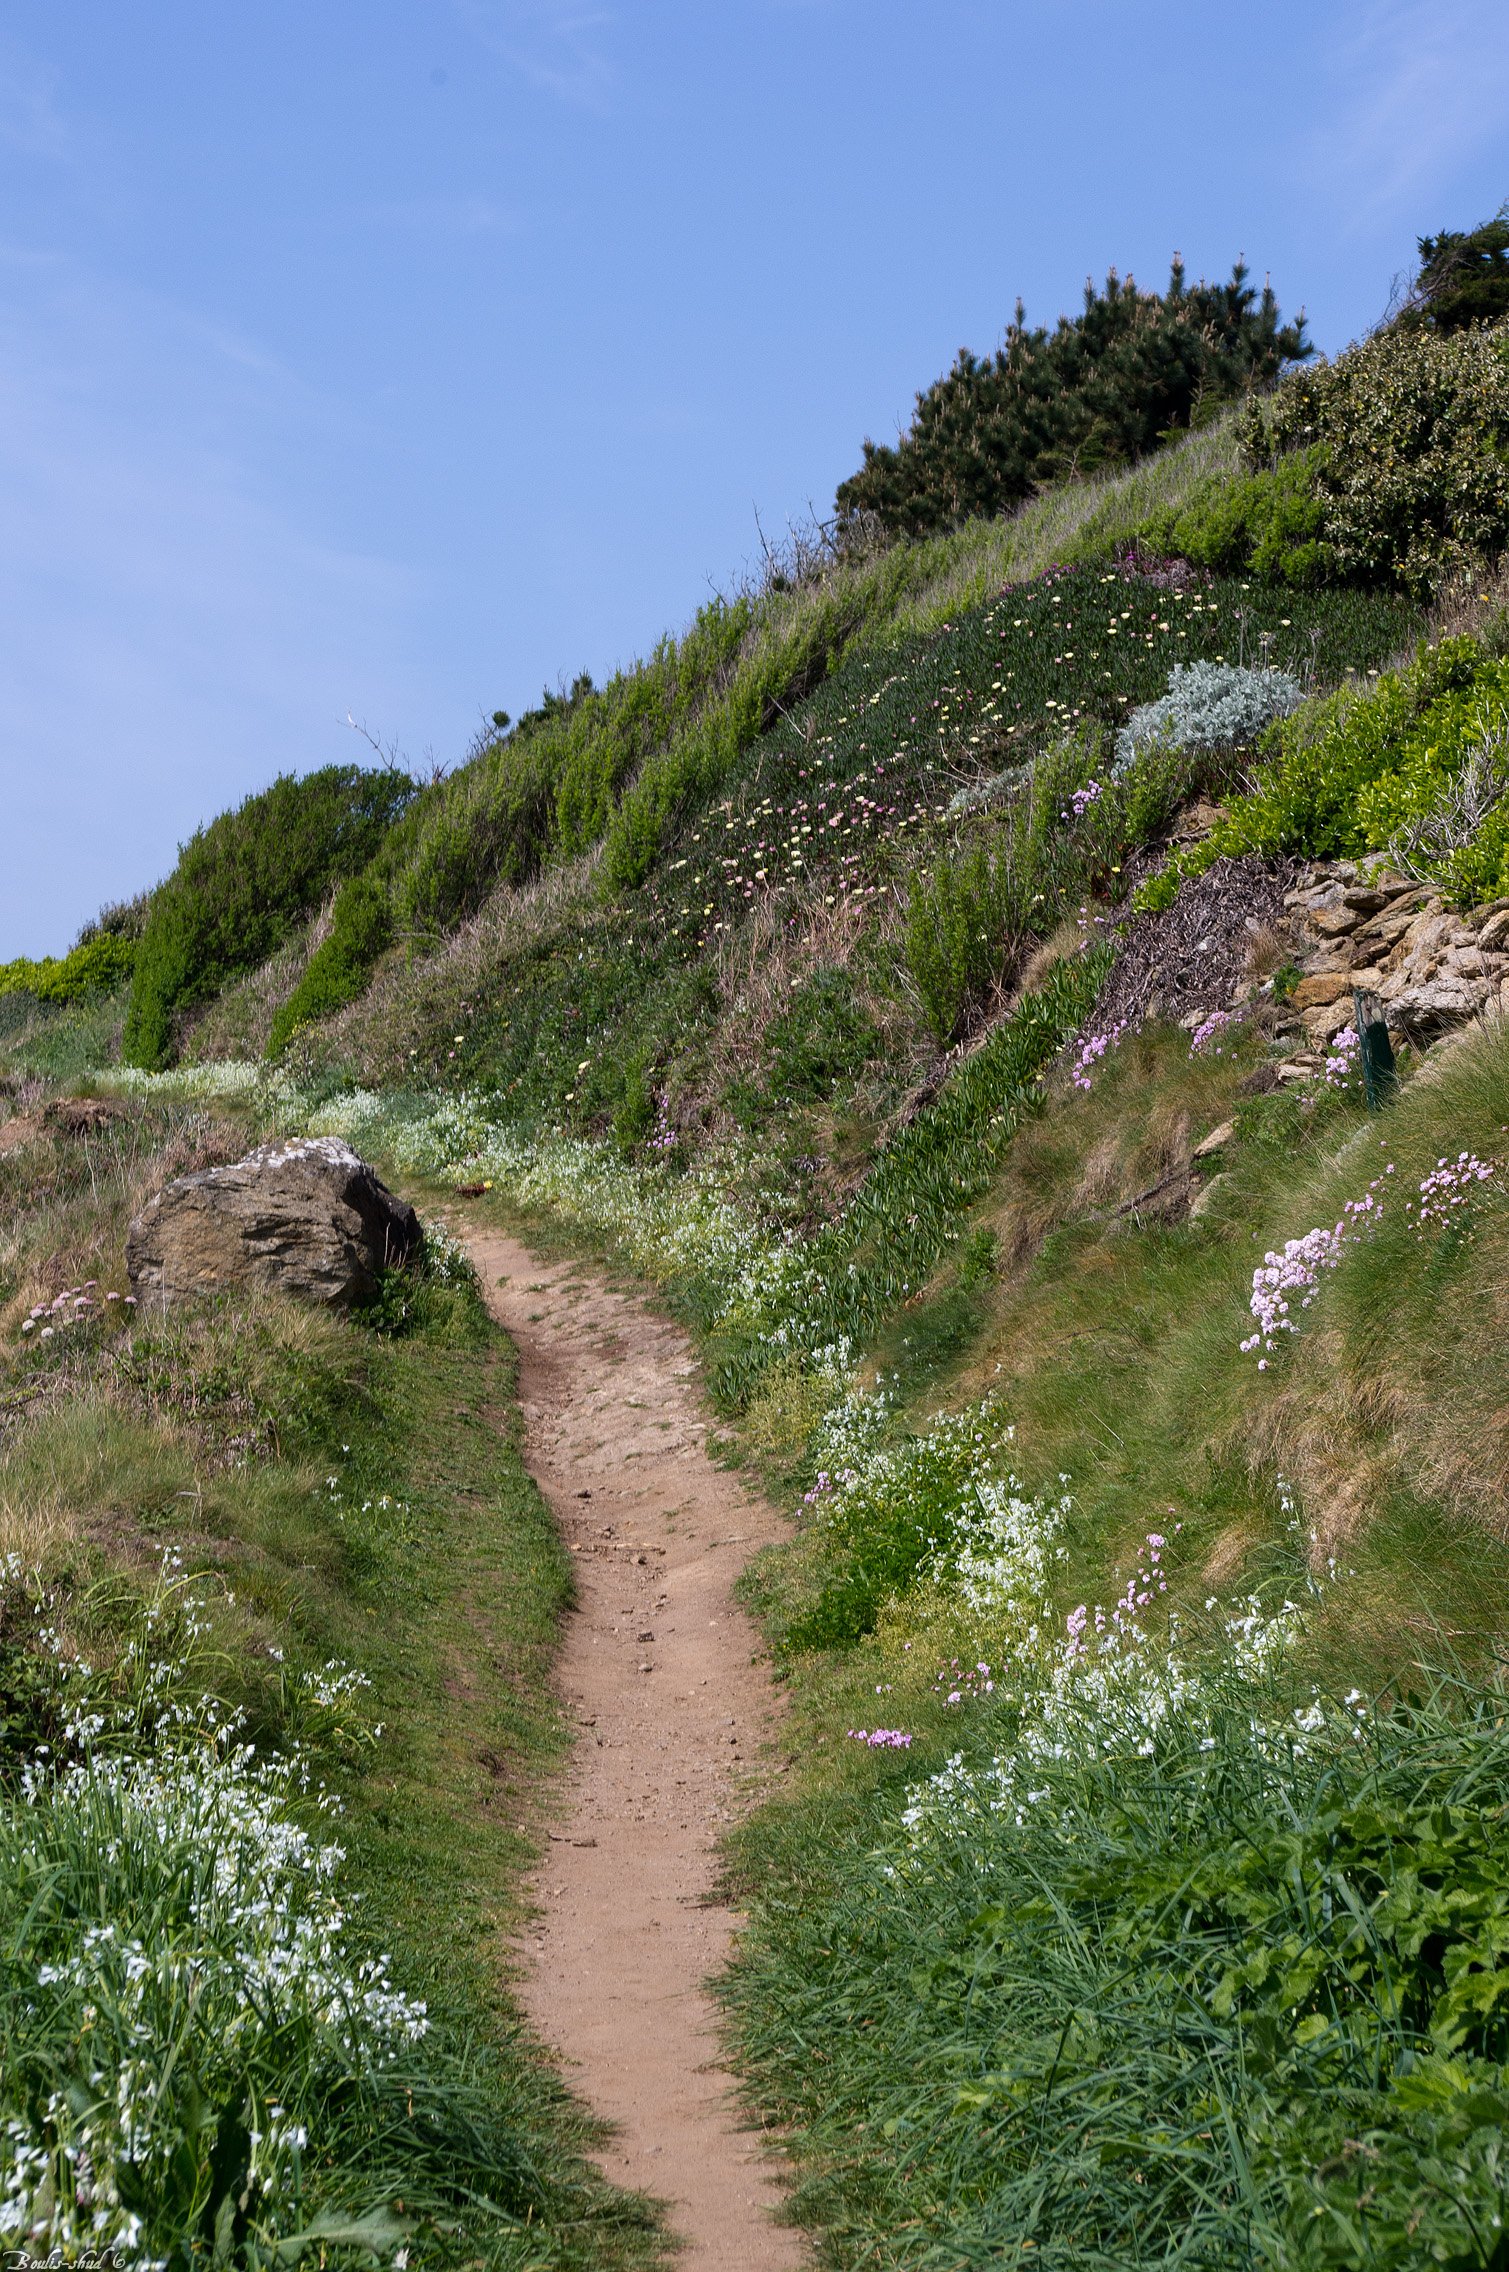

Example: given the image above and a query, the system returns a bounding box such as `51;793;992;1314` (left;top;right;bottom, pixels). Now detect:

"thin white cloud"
1317;0;1509;226
0;259;415;957
366;192;524;238
455;0;618;111
0;46;68;161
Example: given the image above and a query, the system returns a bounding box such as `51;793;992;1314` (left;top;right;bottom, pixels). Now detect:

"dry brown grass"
1014;919;1084;1000
1242;922;1295;981
695;880;926;1147
1420;555;1509;652
0;1104;245;1333
306;851;605;1084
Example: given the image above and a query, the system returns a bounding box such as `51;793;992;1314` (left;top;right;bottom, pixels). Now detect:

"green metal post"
1353;988;1398;1110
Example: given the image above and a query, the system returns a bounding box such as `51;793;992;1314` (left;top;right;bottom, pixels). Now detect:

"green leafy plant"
266;874;393;1058
1242;318;1509;595
0;931;138;1006
1135;446;1336;587
609;1058;658;1151
727;1664;1509;2271
1140;636;1509;908
906;839;1031;1044
123;766;414;1070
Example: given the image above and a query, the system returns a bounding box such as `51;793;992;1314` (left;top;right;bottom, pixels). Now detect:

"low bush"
1133;447;1335;588
1114;660;1305;774
1242;318;1509;595
1141;634;1509;908
905;839;1032;1044
123;766;414;1070
0;932;137;1005
267;875;393;1058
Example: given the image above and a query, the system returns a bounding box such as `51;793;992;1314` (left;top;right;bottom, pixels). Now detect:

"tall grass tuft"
0;1562;575;2268
726;1655;1509;2269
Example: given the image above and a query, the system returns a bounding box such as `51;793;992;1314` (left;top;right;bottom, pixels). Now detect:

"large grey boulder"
126;1136;422;1311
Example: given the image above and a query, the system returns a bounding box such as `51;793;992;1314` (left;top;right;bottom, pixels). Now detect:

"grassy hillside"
8;265;1509;2264
0;1099;660;2266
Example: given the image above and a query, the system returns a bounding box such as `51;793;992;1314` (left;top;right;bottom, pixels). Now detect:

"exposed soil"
464;1227;807;2271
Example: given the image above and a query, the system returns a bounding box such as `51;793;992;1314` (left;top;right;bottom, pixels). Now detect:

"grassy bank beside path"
325;1311;668;2272
0;1091;662;2268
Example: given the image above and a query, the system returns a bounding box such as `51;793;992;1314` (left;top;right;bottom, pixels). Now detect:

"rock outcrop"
126;1136;422;1311
1279;866;1509;1047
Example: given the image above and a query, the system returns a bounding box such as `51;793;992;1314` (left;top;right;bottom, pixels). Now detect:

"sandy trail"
466;1227;806;2272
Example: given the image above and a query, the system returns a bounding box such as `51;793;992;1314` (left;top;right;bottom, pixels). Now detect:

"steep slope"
6;270;1509;2267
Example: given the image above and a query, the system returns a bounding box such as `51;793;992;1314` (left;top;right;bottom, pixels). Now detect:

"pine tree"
1402;204;1509;335
836;258;1309;540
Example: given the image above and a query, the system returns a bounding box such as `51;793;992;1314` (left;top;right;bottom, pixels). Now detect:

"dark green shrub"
1401;202;1509;335
906;840;1029;1044
123;766;413;1068
1243;318;1509;594
74;892;150;948
905;742;1097;1045
265;873;393;1058
609;1059;657;1152
387;740;557;938
837;258;1309;539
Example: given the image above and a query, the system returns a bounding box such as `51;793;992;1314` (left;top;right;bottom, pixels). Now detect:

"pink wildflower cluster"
1189;1010;1234;1057
1242;1173;1393;1362
1321;1025;1360;1088
933;1657;995;1706
1065;780;1103;820
1407;1152;1499;1238
1114;544;1207;591
801;1466;857;1507
847;1727;913;1748
20;1281;135;1339
1065;1527;1179;1658
1071;1019;1130;1091
648;1095;677;1155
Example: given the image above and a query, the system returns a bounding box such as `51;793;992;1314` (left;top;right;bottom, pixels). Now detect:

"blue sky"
3;0;1508;956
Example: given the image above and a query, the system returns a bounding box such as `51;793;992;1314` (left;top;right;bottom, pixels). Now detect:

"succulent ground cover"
637;568;1416;953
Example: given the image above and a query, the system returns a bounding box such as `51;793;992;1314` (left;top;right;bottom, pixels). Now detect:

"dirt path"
465;1227;807;2272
